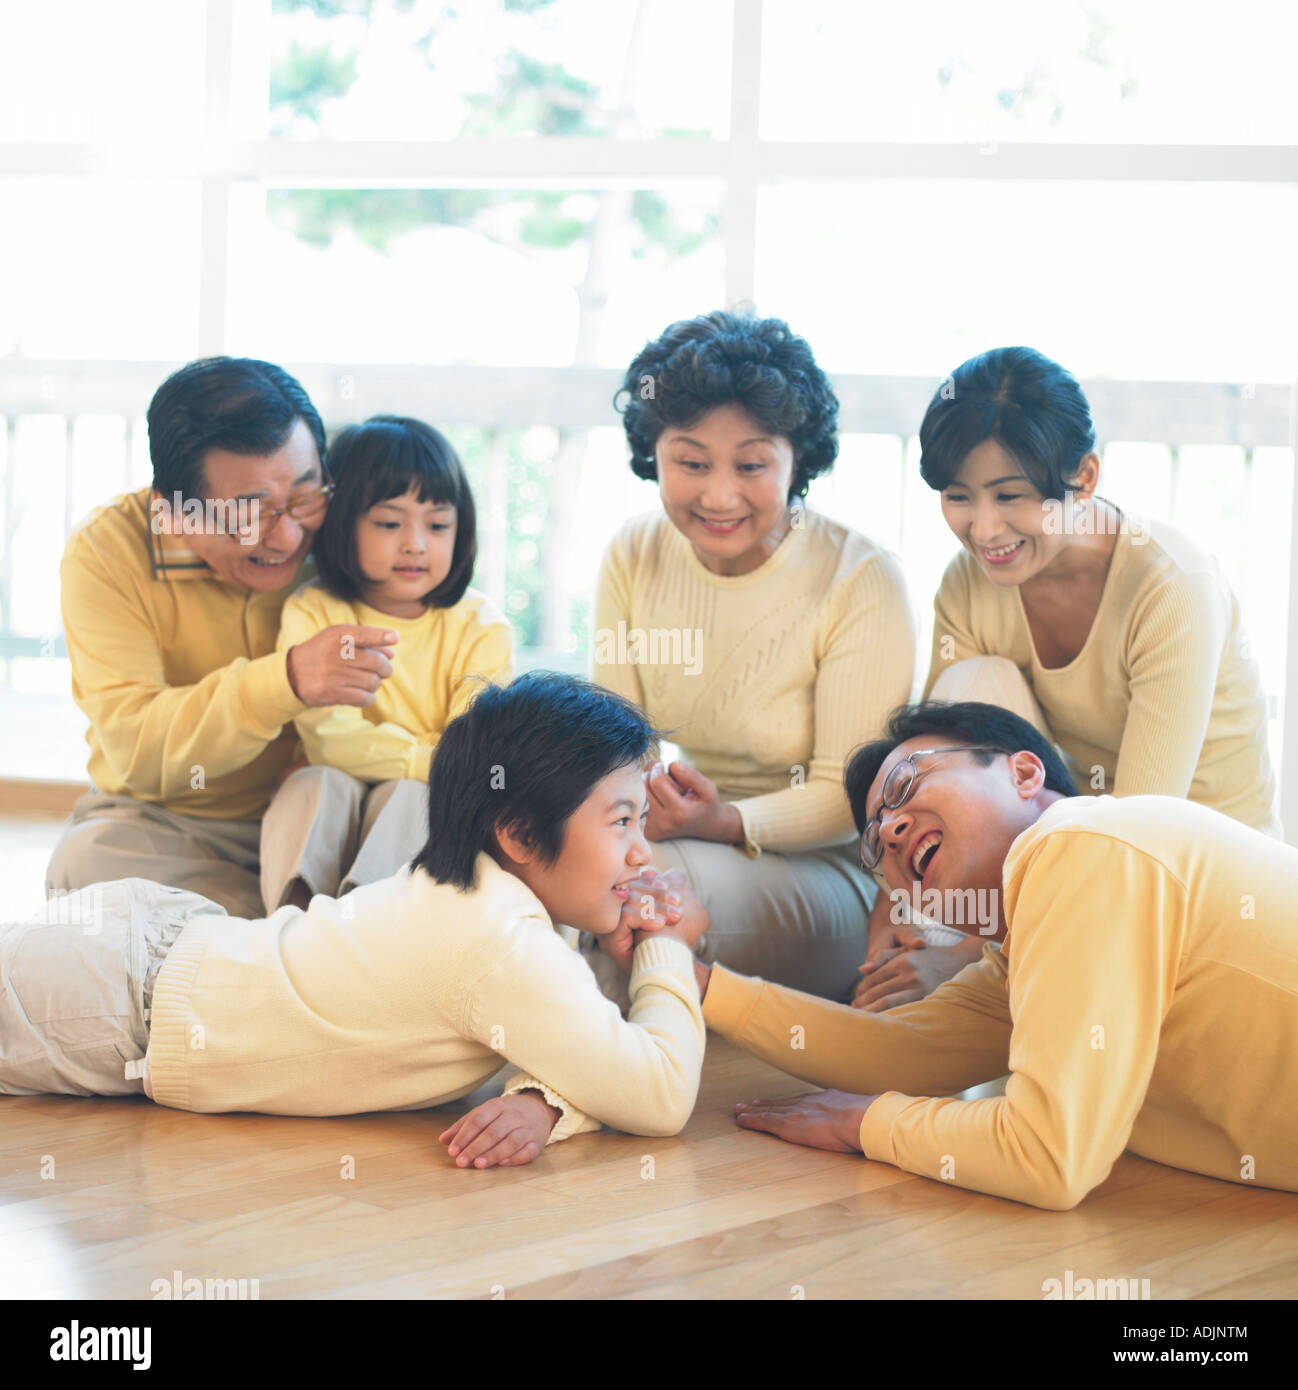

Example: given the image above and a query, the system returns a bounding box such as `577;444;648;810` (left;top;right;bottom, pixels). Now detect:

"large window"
1;0;1296;839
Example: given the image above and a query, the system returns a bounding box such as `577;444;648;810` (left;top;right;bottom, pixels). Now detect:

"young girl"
1;673;708;1167
260;415;513;912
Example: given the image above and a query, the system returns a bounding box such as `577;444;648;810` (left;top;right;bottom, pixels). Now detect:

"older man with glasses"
685;698;1298;1209
45;357;399;917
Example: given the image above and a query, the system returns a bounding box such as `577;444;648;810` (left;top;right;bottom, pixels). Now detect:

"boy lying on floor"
694;699;1298;1209
0;673;707;1168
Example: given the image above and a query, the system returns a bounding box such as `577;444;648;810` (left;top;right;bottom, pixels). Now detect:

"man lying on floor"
693;700;1298;1210
0;673;708;1168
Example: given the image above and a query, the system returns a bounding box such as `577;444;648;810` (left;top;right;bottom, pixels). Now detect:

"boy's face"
508;763;654;934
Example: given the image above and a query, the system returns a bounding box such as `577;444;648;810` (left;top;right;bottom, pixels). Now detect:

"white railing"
1;360;1294;844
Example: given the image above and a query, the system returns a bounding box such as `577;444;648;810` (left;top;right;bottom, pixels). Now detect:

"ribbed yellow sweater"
593;509;917;852
145;853;705;1140
703;794;1298;1209
60;488;307;819
925;519;1279;834
276;581;514;784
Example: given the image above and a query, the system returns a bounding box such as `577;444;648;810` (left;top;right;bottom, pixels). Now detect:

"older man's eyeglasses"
206;477;334;538
859;746;995;872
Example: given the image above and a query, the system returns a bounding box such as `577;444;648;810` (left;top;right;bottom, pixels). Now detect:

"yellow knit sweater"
276;581;514;785
60;488;307;819
593;509;917;852
703;794;1298;1209
925;519;1279;834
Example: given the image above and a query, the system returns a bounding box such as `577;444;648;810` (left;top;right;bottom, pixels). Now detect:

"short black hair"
918;346;1097;500
313;415;477;608
844;700;1079;832
147;357;326;500
416;671;660;891
615;309;839;499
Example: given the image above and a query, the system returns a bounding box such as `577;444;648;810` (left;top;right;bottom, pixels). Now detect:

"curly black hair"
615;310;839;499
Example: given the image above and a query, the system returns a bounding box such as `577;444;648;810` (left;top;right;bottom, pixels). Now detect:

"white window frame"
1;0;1295;836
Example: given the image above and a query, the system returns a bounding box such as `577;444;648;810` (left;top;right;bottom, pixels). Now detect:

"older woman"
591;310;918;999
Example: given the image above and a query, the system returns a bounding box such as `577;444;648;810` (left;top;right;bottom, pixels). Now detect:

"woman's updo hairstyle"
615;310;839;499
918;346;1097;501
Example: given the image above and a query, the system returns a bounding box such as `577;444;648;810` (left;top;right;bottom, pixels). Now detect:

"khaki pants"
0;879;221;1097
46;792;263;919
259;767;428;912
929;655;1053;735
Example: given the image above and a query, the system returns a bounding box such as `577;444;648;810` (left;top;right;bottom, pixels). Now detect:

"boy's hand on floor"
438;1091;560;1169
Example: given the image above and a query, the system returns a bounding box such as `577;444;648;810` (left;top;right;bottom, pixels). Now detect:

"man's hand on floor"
733;1089;877;1154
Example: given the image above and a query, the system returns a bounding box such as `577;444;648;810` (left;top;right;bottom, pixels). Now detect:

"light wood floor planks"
2;1037;1296;1301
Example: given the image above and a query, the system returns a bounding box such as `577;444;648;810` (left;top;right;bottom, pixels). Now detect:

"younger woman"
260;416;513;911
855;346;1280;1011
1;673;708;1167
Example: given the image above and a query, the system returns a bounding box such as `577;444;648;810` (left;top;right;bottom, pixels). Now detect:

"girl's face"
355;485;457;615
504;763;653;935
655;403;797;576
939;438;1089;587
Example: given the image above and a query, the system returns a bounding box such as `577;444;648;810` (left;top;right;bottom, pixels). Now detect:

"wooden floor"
2;1036;1296;1301
4;818;1297;1301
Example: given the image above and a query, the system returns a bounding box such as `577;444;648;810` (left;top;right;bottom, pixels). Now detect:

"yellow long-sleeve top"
144;852;705;1140
593;509;917;853
703;794;1298;1210
276;581;514;785
924;518;1280;834
60;488;309;820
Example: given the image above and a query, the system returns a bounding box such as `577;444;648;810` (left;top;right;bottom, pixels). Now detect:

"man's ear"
493;817;538;868
1008;750;1047;799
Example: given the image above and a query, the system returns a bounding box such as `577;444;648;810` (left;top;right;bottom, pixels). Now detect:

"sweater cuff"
629;933;698;985
730;802;763;858
500;1073;601;1144
858;1090;912;1162
238;650;306;736
405;739;434;784
699;963;764;1038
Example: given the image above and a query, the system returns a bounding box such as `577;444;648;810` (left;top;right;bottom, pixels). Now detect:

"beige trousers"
45;791;263;919
259;767;428;912
928;655;1052;735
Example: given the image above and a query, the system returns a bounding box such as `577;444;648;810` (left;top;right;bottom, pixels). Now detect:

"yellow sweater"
60;488;308;820
145;852;705;1140
276;581;514;784
593;509;916;852
925;519;1280;834
703;794;1298;1209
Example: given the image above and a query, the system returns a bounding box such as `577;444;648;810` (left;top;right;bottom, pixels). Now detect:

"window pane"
228;184;723;365
0;181;201;359
0;1;204;143
762;0;1298;144
756;180;1298;383
258;0;731;140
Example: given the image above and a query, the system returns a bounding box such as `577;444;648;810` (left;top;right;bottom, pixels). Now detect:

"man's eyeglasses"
859;746;996;872
207;476;334;539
